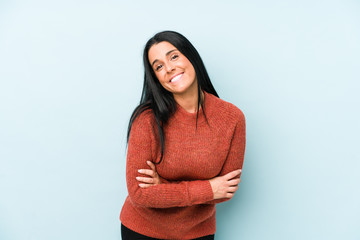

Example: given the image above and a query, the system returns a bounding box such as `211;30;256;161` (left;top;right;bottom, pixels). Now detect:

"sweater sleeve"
203;110;246;204
125;112;214;208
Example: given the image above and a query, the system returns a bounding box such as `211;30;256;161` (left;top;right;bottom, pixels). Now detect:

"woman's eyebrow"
151;49;177;67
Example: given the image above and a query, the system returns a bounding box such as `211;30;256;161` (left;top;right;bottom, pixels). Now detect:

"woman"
120;31;246;240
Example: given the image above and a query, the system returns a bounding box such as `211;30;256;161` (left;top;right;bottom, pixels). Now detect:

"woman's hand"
136;161;161;188
209;169;242;200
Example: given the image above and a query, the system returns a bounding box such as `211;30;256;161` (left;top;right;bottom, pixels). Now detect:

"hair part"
127;30;219;164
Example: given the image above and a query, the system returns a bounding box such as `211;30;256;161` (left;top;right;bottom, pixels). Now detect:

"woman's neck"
174;89;204;113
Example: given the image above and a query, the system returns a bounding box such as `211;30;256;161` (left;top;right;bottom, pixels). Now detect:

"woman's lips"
170;73;184;83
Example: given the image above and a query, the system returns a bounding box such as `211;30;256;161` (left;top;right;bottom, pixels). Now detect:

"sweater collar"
172;91;213;126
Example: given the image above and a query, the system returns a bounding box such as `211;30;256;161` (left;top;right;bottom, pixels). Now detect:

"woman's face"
148;41;197;97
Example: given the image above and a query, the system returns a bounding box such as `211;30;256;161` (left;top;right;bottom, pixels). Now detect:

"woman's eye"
171;54;179;60
155;64;163;71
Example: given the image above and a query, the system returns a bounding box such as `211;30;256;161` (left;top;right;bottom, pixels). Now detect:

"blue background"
0;1;359;239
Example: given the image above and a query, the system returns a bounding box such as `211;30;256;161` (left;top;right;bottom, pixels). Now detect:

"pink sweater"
120;91;246;239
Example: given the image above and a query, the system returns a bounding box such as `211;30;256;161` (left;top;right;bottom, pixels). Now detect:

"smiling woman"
148;41;198;104
119;31;246;240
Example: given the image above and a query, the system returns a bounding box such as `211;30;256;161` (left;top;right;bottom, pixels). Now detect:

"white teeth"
171;74;183;83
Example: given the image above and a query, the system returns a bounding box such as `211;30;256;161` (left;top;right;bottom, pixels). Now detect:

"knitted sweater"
120;91;246;240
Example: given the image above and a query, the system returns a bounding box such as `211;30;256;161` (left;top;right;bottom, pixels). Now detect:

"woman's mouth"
170;73;184;83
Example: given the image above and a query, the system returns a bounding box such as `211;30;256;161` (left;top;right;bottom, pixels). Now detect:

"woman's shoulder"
206;92;245;123
131;108;157;132
133;107;156;123
134;108;153;121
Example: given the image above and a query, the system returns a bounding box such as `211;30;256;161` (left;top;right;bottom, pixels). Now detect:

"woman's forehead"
148;41;178;62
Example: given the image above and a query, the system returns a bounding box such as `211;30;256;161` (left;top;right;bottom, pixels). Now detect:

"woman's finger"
138;183;154;188
225;192;234;198
228;185;239;193
138;169;155;177
228;178;241;186
224;169;242;180
147;161;156;172
136;176;154;184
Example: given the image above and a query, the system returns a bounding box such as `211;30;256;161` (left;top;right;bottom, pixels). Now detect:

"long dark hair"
127;30;219;164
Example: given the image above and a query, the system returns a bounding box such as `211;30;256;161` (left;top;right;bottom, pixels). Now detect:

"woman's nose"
165;62;175;72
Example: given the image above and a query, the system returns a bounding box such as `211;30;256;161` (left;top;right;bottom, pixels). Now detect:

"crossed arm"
126;111;246;208
138;162;242;205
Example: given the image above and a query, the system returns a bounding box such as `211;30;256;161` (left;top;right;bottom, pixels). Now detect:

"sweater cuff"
187;180;214;205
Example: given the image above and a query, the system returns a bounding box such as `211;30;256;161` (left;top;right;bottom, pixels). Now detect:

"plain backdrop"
0;0;359;239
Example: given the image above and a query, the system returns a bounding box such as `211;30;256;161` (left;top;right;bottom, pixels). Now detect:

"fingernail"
138;169;142;173
147;161;151;164
136;177;140;180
